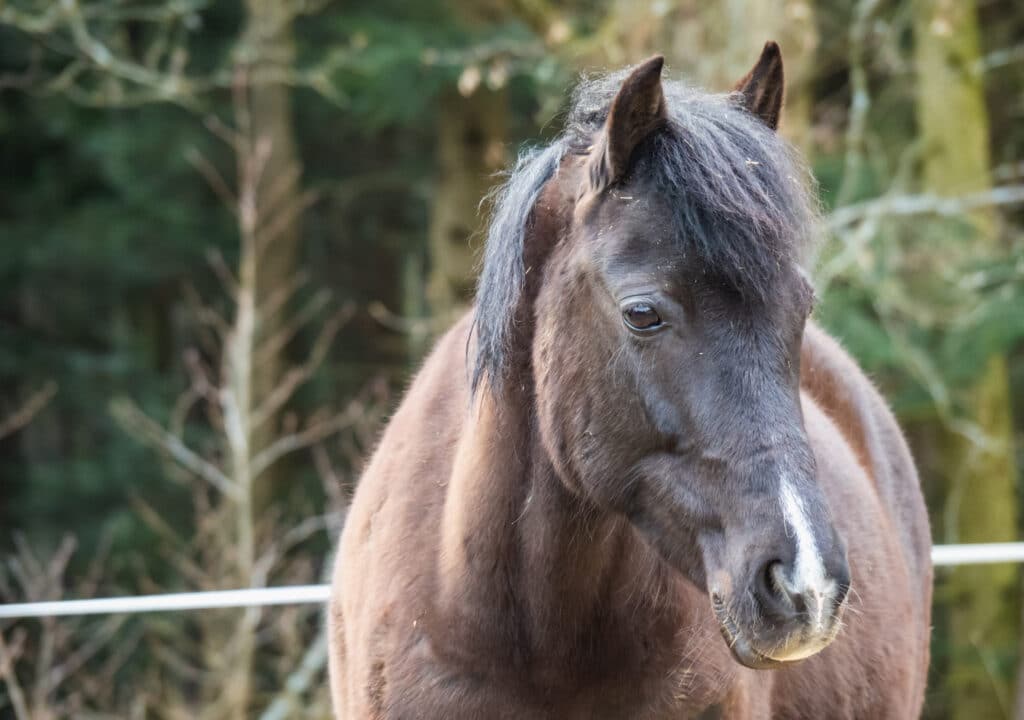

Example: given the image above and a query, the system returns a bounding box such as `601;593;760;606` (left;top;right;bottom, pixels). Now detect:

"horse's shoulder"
334;311;475;605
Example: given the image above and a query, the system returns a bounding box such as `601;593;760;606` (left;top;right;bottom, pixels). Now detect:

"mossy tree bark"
242;0;305;515
914;1;1019;717
206;3;305;718
426;86;508;329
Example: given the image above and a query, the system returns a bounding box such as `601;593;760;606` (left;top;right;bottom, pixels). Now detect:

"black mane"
472;67;821;394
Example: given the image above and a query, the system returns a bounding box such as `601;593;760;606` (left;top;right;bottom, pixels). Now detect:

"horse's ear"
733;41;785;131
590;55;667;190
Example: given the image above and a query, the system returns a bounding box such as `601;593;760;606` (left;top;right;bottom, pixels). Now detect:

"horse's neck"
436;387;660;668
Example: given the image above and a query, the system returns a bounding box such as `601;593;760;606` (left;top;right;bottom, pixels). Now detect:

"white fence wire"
1;543;1023;620
0;585;331;619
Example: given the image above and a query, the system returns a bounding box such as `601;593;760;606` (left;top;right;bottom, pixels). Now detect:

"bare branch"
0;381;57;440
0;630;31;720
258;270;309;326
181;285;230;380
973;42;1024;75
204;113;244;153
0;4;65;36
206;249;240;297
994;161;1024;183
46;616;127;695
183;349;217;401
252;303;353;430
250;400;362;479
313;444;349;526
79;531;114;600
187;148;237;213
828;185;1024;230
257;631;328;720
367;301;437;338
256;511;339;577
254;290;339;369
835;0;883;207
260;162;304;223
256;187;319;255
169;387;202;442
110;398;239;500
47;536;77;591
61;4;197;106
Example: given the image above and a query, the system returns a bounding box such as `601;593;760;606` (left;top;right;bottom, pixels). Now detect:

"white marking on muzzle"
779;477;835;631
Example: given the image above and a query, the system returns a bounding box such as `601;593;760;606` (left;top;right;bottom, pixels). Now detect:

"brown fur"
329;316;931;718
328;50;931;720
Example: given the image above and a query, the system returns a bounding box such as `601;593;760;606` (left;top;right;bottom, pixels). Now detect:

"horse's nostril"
764;560;783;595
757;559;809;619
757;559;791;613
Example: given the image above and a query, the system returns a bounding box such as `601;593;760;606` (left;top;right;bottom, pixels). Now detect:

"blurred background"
0;0;1022;717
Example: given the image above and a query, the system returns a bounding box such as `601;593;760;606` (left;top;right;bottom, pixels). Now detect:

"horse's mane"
472;66;822;394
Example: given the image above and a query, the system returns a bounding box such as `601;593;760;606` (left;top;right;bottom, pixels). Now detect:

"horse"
328;42;933;719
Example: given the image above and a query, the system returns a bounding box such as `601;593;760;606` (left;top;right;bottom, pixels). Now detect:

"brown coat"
328;318;932;719
329;46;931;719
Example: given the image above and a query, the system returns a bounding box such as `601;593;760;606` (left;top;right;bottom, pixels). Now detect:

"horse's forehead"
587;186;670;242
584;194;684;272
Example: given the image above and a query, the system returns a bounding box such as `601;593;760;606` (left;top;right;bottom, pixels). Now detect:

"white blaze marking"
779;477;834;630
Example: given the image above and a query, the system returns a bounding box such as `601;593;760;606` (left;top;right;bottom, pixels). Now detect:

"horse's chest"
390;621;735;719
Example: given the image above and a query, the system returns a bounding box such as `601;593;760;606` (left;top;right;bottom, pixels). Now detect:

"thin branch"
0;381;57;440
835;0;883;208
206;249;240;297
260;163;304;224
204;114;244;153
257;631;328;720
62;4;197;106
169;386;202;442
367;301;438;337
0;630;31;720
994;161;1024;183
255;512;339;577
253;289;337;369
258;270;309;326
79;531;114;600
110;398;239;500
250;401;362;479
827;184;1024;230
251;303;353;430
313;443;349;525
187;148;237;213
256;187;319;255
46;616;127;695
0;4;66;36
973;41;1024;75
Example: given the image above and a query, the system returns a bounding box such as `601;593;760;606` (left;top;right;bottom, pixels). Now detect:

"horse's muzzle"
711;552;851;669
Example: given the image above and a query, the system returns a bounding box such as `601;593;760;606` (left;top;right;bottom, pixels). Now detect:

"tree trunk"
243;0;304;514
205;3;305;718
426;86;507;325
913;1;1019;718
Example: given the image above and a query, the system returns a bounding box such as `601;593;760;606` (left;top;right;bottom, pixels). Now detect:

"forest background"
1;0;1024;717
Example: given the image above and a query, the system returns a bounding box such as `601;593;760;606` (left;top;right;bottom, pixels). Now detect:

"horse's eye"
623;302;663;332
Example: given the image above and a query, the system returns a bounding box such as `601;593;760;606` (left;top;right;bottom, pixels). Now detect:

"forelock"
472;66;821;394
567;68;821;300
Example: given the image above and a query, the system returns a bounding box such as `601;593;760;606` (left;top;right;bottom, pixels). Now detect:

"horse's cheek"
534;337;590;495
